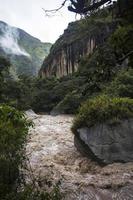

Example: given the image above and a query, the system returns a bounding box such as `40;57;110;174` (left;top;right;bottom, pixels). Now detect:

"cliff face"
41;38;95;78
40;14;116;78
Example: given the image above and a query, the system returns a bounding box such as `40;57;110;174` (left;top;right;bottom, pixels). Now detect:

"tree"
43;0;113;15
68;0;112;14
0;57;11;102
0;56;10;76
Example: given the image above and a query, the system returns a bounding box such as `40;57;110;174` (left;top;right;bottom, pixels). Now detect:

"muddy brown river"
26;111;133;199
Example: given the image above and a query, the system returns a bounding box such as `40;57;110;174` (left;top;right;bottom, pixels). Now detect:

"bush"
32;76;85;113
3;183;61;200
105;68;133;98
0;105;32;198
2;76;36;110
53;91;82;114
72;95;133;133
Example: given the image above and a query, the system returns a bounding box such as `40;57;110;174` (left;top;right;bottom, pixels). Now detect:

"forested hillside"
0;21;52;77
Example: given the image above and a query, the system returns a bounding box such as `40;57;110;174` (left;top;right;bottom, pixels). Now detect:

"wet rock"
75;119;133;164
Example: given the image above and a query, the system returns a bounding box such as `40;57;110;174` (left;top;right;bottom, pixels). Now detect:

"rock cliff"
40;14;116;78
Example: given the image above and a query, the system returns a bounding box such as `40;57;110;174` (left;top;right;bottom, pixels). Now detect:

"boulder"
74;119;133;164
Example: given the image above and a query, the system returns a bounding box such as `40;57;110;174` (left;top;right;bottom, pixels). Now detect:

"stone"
74;119;133;164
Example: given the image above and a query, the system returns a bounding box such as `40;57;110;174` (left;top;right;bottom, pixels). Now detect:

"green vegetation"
53;91;82;114
32;78;81;113
105;68;133;98
0;4;133;197
41;7;116;72
0;57;62;199
110;25;133;65
0;105;32;199
72;96;133;133
0;106;62;200
2;183;61;200
1;6;133;115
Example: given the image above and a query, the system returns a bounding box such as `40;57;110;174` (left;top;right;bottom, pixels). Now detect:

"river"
26;110;133;199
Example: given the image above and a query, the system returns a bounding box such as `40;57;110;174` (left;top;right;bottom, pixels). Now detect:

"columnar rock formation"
40;38;96;78
40;17;116;78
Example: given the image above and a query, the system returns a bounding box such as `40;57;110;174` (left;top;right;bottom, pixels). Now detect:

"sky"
0;0;76;43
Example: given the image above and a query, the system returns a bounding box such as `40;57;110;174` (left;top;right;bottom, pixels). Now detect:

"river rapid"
26;111;133;200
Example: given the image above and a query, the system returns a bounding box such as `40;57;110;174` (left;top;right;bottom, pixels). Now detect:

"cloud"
0;0;76;43
0;23;30;57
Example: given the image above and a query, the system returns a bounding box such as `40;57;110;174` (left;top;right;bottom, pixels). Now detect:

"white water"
26;111;133;199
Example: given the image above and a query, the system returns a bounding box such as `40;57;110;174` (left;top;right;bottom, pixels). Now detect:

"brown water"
26;111;133;199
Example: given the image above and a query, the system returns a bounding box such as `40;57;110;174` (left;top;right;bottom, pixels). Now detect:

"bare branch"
42;0;113;17
42;0;68;16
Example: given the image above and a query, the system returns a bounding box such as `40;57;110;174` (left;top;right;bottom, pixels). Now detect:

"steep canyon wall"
40;17;116;78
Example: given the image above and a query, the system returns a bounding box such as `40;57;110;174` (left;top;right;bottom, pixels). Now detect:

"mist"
0;23;30;57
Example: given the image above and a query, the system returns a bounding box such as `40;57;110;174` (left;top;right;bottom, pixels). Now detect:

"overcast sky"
0;0;76;43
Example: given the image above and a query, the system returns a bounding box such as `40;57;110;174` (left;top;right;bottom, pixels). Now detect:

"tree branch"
42;0;68;16
42;0;112;16
118;50;133;63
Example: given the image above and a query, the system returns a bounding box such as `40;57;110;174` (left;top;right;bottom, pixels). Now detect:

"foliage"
53;91;82;114
79;44;116;76
105;68;133;98
32;75;85;113
72;95;133;133
0;56;11;102
0;104;62;200
0;56;10;74
0;104;32;198
42;10;116;72
32;77;59;112
1;4;133;199
2;183;61;200
110;25;133;65
1;75;35;110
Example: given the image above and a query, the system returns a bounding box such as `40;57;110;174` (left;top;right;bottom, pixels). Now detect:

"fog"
0;23;30;57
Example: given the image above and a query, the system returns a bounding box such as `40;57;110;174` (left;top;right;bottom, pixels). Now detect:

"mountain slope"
0;21;52;77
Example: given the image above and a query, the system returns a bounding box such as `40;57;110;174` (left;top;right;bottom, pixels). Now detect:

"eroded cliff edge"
39;12;117;78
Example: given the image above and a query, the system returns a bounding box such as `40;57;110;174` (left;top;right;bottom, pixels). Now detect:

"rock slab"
75;119;133;164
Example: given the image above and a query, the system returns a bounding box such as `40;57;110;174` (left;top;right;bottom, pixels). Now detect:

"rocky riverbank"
26;111;133;199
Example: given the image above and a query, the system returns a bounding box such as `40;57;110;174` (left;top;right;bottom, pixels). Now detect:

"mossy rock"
72;95;133;134
72;95;133;164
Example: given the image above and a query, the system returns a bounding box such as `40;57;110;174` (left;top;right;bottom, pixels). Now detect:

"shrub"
32;76;85;113
0;105;32;198
105;68;133;98
53;91;82;114
72;95;133;133
3;183;62;200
